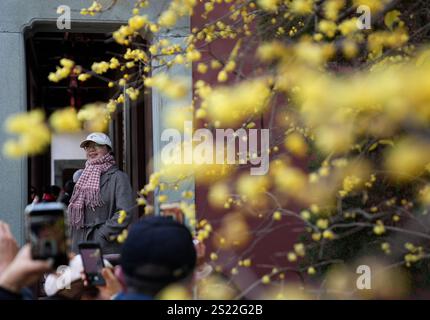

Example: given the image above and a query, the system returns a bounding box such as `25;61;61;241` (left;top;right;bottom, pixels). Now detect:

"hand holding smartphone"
79;242;106;286
25;202;69;269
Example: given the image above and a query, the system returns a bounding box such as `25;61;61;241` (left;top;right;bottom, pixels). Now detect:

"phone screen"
28;209;68;267
80;247;105;286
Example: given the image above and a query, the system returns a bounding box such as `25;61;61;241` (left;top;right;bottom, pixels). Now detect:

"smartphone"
160;202;184;224
25;202;69;268
79;242;106;286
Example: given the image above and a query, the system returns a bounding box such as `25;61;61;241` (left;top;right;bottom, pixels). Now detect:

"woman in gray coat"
68;132;137;254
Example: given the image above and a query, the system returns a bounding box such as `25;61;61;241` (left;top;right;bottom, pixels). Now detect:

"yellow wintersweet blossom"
197;63;208;74
384;138;430;181
211;60;222;69
117;229;128;243
125;87;140;101
300;210;311;220
263;285;313;300
128;14;148;31
124;48;148;62
316;218;329;230
208;182;230;208
48;58;75;83
4;109;51;158
158;10;177;27
314;125;354;155
197;275;237;299
373;220;385;235
342;40;359;59
203;78;271;126
308;266;316;275
158;194;168;203
294;41;334;66
109;57;120;69
145;74;189;99
242;258;252;267
237;174;270;200
384;10;402;31
318;20;337;38
157;284;191;300
78;73;91;82
113;25;134;45
91;61;110;74
284;132;308;157
77;103;110;132
273;211;282;221
338;175;363;197
271;161;307;195
323;0;345;20
338;18;359;36
257;41;288;63
49;107;81;133
312;232;322;241
60;58;74;69
117;210;127;224
217;70;228;82
261;275;271;284
186;47;202;62
294;243;306;256
164;106;192;131
106;100;117;113
289;0;314;15
214;212;250;249
80;1;102;16
157;0;196;28
287;252;297;262
322;230;335;239
258;0;280;12
136;197;146;206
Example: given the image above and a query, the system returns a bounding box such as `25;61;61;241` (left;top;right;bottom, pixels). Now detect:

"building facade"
0;0;193;243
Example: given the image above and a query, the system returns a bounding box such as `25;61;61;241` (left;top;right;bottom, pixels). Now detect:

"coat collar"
100;165;119;187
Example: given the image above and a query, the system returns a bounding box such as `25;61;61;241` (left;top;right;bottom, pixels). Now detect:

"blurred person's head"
72;169;84;183
64;180;75;195
80;132;112;161
41;185;60;202
120;216;196;297
50;185;61;199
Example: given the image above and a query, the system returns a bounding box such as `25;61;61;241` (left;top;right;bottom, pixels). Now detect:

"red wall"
191;2;306;297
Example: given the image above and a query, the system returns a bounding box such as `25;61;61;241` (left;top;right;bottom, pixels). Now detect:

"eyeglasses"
83;143;105;151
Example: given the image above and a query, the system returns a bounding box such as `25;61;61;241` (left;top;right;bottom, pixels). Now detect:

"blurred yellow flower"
157;284;191;300
385;138;430;181
49;108;81;133
145;74;188;99
289;0;314;15
284;132;308;157
91;61;110;74
258;0;279;11
273;211;282;221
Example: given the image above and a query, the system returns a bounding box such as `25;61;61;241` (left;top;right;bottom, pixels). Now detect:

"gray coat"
70;165;138;254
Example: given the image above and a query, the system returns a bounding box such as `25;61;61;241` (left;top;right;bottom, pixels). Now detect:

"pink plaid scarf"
68;153;116;228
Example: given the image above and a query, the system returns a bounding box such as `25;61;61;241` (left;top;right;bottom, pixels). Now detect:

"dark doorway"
24;23;152;205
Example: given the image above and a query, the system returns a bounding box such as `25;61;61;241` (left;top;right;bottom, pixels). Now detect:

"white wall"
51;133;87;184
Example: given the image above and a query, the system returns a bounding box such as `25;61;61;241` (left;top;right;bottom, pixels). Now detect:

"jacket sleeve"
0;286;23;300
96;171;137;241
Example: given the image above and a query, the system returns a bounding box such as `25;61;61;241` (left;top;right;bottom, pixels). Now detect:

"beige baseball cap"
80;132;112;150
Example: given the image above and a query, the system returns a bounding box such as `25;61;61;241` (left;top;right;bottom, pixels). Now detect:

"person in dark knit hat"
114;216;196;300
